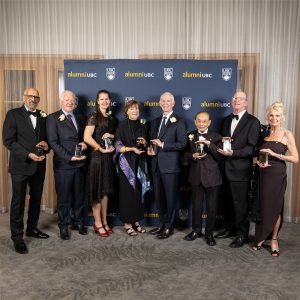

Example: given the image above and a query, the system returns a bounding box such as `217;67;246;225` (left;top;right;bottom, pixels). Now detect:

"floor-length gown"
254;141;287;243
115;119;148;224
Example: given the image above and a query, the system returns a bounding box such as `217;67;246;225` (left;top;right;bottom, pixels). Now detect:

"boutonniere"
188;134;194;141
170;117;177;123
58;114;65;122
39;111;47;118
140;118;146;125
106;110;112;117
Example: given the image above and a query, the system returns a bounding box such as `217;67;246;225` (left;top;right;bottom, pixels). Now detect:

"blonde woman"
253;101;298;256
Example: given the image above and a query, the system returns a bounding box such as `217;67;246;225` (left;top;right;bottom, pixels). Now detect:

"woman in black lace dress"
84;90;118;237
253;102;298;256
114;100;149;236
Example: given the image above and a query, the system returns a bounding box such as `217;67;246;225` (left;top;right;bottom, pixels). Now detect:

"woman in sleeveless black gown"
84;90;118;237
253;102;298;256
114;100;149;236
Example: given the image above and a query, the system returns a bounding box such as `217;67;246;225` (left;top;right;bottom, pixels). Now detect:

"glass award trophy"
222;137;232;151
74;144;82;157
259;151;269;165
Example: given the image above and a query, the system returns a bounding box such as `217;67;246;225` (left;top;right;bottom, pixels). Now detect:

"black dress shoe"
78;225;88;235
205;235;216;246
26;228;50;239
215;229;236;239
149;227;164;235
183;231;202;241
60;228;70;240
156;229;174;239
229;236;246;248
14;240;28;254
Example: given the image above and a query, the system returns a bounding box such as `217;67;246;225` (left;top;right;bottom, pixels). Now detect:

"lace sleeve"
86;112;97;126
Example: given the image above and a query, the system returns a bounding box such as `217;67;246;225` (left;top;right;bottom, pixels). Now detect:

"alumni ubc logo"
164;68;173;80
182;97;192;110
222;68;232;81
106;68;116;80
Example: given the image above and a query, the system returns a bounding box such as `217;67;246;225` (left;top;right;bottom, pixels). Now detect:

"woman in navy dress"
84;90;118;237
253;102;298;256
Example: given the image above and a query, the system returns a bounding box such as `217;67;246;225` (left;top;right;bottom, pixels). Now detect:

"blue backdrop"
64;59;237;227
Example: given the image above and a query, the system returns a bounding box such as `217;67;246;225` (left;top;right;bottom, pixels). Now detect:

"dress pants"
152;169;179;230
226;180;250;238
191;184;219;236
54;167;85;229
10;170;45;241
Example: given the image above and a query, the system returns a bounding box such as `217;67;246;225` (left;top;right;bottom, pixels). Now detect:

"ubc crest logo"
106;68;116;80
178;209;188;221
164;68;173;80
182;97;192;110
222;68;232;81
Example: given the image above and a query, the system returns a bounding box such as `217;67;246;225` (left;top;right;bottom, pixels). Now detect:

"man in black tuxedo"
148;92;187;239
216;90;260;248
183;112;222;246
2;88;50;254
46;90;88;240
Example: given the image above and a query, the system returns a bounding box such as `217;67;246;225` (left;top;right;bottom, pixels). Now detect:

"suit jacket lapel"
21;105;36;134
159;113;175;139
223;116;232;137
232;112;249;138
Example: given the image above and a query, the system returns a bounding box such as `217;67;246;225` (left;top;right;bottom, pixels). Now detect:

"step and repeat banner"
64;59;237;226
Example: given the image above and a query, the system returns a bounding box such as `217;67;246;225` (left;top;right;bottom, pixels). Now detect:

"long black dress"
86;112;118;206
114;119;148;224
254;141;288;243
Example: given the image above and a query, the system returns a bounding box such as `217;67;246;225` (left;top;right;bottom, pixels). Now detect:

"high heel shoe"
252;240;264;251
271;238;280;257
92;224;109;237
132;223;146;233
103;224;113;234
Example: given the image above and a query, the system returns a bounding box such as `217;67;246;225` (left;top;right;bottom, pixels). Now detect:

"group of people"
2;88;298;257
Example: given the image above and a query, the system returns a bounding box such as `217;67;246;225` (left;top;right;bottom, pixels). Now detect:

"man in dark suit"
2;88;50;254
183;112;222;246
46;90;88;240
148;92;187;239
216;90;260;248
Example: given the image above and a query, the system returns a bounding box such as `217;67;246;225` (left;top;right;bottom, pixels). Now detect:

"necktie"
28;111;37;117
67;114;77;130
231;114;239;120
158;116;167;137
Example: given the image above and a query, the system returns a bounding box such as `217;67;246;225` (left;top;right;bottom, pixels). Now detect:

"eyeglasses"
233;97;246;101
24;94;40;100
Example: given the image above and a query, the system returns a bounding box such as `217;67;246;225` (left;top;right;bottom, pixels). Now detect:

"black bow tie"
231;114;239;120
198;133;207;138
28;111;37;117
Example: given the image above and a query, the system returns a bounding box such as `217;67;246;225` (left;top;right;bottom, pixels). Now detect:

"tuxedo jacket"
2;105;47;175
46;110;86;170
220;111;260;181
150;113;187;173
184;130;222;188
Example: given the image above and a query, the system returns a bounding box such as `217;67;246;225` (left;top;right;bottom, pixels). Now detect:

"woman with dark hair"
114;100;149;236
252;101;298;256
84;90;118;237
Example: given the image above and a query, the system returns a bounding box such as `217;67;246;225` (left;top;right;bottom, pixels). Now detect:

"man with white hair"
148;92;187;239
46;90;88;240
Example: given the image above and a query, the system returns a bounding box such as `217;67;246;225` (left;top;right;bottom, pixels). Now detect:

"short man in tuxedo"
216;90;260;248
183;112;222;246
148;92;187;239
3;88;50;254
46;90;88;240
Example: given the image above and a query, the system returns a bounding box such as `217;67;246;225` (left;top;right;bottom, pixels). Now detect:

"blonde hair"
266;101;285;124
